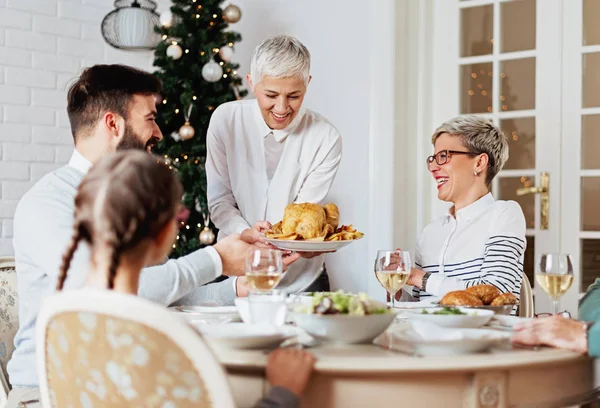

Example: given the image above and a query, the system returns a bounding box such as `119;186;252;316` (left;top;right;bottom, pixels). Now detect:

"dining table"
206;320;595;408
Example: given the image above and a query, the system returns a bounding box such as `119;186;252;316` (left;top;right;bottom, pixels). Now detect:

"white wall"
0;0;170;255
0;0;400;298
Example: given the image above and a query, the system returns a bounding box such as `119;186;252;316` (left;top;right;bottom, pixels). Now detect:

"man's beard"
117;124;160;152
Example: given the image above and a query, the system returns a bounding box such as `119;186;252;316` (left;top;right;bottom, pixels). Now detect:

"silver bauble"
179;121;195;140
159;10;173;27
199;227;215;245
202;60;223;82
219;45;234;61
166;43;182;60
222;4;242;23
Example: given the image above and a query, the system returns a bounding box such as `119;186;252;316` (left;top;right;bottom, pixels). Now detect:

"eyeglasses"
535;310;571;318
426;150;479;168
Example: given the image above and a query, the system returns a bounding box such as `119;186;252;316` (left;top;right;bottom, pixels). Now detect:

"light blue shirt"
8;150;228;387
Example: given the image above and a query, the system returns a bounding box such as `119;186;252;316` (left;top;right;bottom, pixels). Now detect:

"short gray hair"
431;115;509;185
250;35;311;88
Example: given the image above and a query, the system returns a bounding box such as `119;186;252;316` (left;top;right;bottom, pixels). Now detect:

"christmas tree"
152;0;248;257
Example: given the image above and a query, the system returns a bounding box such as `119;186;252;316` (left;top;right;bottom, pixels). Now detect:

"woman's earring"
474;170;479;176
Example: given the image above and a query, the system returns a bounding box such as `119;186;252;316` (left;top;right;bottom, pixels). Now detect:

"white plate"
264;238;360;252
391;326;510;356
191;322;298;349
169;305;240;323
405;307;495;329
235;296;313;324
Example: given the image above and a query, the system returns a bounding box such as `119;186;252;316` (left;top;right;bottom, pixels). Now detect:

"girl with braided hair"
56;150;315;408
56;150;183;293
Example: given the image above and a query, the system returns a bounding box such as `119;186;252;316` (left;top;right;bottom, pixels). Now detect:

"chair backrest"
519;273;534;318
37;289;236;408
0;256;18;397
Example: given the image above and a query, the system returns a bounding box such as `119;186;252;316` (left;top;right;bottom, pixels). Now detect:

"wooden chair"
37;289;236;408
519;273;534;318
0;256;18;405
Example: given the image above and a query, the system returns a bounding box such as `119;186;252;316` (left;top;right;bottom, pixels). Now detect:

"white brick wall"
0;0;169;255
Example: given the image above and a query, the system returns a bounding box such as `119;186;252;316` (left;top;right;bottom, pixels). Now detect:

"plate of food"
264;203;363;252
289;291;395;344
405;306;495;328
437;284;518;315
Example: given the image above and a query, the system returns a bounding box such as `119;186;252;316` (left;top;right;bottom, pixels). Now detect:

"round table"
210;323;594;408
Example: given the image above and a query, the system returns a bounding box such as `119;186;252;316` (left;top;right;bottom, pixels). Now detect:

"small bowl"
290;312;395;344
456;304;516;315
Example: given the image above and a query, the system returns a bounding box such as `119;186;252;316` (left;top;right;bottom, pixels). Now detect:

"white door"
430;0;586;315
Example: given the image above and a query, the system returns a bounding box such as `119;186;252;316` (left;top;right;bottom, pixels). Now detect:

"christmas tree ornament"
159;10;173;27
202;58;223;82
222;4;242;23
169;131;181;141
178;105;195;140
166;43;183;59
199;213;216;245
219;45;234;62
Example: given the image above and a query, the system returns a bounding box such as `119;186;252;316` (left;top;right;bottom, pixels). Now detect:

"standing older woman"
205;35;342;298
403;115;526;302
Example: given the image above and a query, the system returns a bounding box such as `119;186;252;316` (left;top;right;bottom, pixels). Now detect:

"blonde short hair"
431;115;509;185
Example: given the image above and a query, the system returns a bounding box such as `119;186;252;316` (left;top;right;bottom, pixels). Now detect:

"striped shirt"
411;193;526;307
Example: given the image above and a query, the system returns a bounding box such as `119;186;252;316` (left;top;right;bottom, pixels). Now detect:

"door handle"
516;172;549;230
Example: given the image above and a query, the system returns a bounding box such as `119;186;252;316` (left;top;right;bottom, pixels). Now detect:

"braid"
56;224;83;291
107;244;122;290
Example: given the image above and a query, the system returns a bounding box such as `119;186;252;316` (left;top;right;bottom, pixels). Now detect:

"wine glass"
245;248;283;292
536;253;574;315
374;250;411;309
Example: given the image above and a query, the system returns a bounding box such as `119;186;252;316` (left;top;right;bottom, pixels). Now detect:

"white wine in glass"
245;249;283;292
374;250;411;308
535;253;574;315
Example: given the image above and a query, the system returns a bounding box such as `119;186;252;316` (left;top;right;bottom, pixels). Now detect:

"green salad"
298;291;390;316
421;307;466;315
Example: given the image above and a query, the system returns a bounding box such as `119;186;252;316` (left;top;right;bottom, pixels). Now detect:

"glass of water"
248;289;287;326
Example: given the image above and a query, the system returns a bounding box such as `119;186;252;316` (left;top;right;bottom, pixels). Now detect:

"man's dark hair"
67;64;162;142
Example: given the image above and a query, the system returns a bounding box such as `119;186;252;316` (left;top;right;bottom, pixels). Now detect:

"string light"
162;35;167;40
196;14;200;19
197;5;202;10
185;49;190;54
228;42;233;47
171;41;177;45
183;155;188;160
223;74;228;78
173;244;176;248
212;13;217;18
175;158;180;163
186;225;190;230
194;159;199;164
163;154;168;158
233;70;237;75
176;235;180;240
208;106;214;111
197;223;201;228
175;108;180;114
219;62;224;66
209;21;214;26
212;47;219;53
192;96;197;100
200;51;205;56
162;99;167;104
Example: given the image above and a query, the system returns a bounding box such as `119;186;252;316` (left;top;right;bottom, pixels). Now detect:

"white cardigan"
206;99;343;292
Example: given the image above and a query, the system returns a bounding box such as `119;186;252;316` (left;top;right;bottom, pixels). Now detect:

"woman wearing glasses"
401;115;526;307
